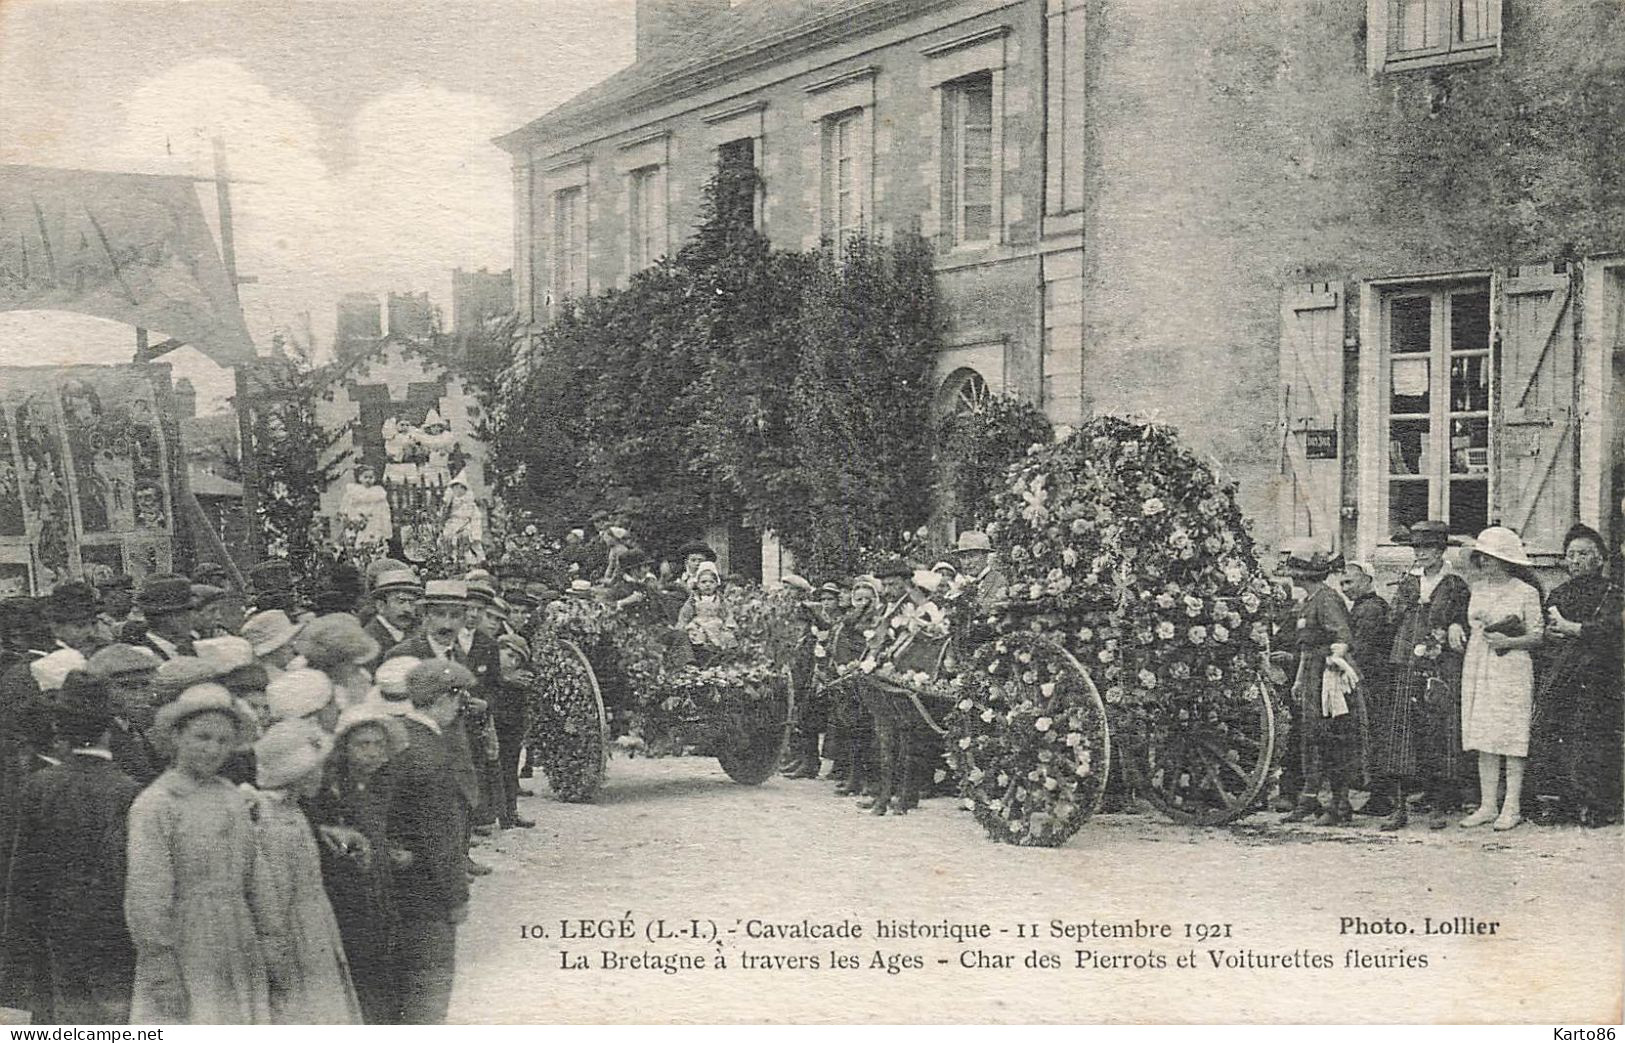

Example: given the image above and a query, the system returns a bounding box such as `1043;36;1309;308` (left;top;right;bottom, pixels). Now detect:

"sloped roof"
496;0;958;153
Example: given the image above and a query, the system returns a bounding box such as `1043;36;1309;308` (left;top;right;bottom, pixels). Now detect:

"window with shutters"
626;165;664;272
821;109;865;246
941;72;995;245
552;186;587;303
1379;282;1493;538
1368;0;1501;73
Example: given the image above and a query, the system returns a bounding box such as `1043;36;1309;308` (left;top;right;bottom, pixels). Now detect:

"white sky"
0;0;634;411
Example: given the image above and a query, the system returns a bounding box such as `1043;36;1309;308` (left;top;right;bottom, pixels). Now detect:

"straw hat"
954;530;992;555
421;580;468;606
333;703;408;757
87;643;161;679
241;610;301;657
1396;519;1452;548
152;682;258;756
371;568;423;597
1469;526;1533;567
195;636;256;675
1279;538;1339;579
265;668;336;722
931;560;959;578
254;718;333;789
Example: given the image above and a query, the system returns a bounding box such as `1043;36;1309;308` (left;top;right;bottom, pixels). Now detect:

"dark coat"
386;635;483;808
5;753;141;1021
108;719;163;788
386;720;468;921
1347;591;1392;695
364;617;409;668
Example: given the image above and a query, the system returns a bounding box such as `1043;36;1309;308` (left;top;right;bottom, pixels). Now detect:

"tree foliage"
489;156;947;574
935;394;1054;532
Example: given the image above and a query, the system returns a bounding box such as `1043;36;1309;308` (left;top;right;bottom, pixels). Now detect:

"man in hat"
364;567;423;664
248;560;299;617
0;583;110;743
86;644;163;786
458;573;506;834
8;671;142;1023
241;609;302;675
94;574;136;638
387;660;472;1024
488;630;535;829
953;530;1008;615
130;575;197;661
190;584;231;639
385;581;490;875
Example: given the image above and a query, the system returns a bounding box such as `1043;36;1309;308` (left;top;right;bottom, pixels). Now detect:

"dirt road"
449;755;1623;1024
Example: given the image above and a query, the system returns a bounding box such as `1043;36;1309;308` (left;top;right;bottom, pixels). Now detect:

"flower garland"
944;632;1109;847
523;636;605;802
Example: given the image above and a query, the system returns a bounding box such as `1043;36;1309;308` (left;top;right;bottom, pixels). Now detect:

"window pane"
1459;0;1493;42
1449;354;1489;412
1449;416;1489;475
1391;356;1430;415
1389;419;1430;475
1449;479;1488;534
1389;480;1430;534
962;204;992;242
1393;0;1437;51
1390;296;1431;354
964;81;993;126
1450;291;1490;351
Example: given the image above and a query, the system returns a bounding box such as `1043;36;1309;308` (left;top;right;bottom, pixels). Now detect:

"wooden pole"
213;138;263;563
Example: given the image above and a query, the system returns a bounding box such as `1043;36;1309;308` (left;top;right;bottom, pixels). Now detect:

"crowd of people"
0;556;548;1025
0;512;1615;1024
1276;520;1622;832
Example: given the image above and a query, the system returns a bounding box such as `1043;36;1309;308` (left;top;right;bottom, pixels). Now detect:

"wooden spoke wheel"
1124;673;1279;825
536;638;609;803
715;668;796;785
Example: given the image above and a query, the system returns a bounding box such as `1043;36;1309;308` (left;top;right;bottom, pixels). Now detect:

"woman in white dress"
1458;527;1546;831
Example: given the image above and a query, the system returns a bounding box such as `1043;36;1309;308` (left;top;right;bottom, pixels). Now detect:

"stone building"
499;0;1624;568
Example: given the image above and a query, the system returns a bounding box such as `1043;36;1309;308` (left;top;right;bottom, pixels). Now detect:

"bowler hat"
677;540;716;561
192;562;234;589
191;584;228;610
50;670;113;732
45;581;102;624
136;574;194;615
1397;520;1452;548
248;560;294;594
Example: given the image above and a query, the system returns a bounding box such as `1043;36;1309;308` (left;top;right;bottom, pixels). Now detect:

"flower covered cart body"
818;417;1282;846
523;593;798;802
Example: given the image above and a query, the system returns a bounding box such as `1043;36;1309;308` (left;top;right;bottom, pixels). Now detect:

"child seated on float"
677;562;737;652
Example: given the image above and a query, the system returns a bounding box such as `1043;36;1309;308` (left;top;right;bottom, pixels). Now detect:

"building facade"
499;0;1623;567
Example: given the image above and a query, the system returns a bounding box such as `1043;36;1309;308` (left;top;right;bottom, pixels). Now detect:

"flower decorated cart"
820;416;1282;847
522;589;798;802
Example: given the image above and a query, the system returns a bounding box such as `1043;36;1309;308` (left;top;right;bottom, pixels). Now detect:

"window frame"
1368;0;1502;74
625;164;663;273
942;71;997;247
1369;276;1497;545
821;108;866;247
551;184;587;305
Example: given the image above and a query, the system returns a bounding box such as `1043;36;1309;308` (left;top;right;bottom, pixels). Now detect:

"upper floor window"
941;72;995;245
716;137;759;231
1371;0;1501;72
552;185;586;302
1382;282;1492;537
821;109;865;246
627;165;663;272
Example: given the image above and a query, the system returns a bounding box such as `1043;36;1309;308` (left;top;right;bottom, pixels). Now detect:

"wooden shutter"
1278;282;1346;547
1497;264;1578;555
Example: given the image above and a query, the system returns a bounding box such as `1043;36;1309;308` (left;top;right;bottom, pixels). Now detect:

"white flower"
1212;624;1230;643
1156;621;1176;640
958;736;972;749
980;708;995;723
1035;716;1053;732
1065;731;1083;747
1076;626;1094;642
1156;593;1176;610
968;768;985;783
1044;777;1059;791
1027;770;1041;782
957;698;973;711
997;772;1010;787
1062;547;1079;567
1142;498;1166;516
1189;625;1207;644
1137;669;1158;689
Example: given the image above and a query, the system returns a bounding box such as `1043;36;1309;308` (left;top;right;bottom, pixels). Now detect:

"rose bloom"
1035;716;1053;732
1170;661;1191;680
1156;592;1176;610
1212;624;1230;643
980;708;995;723
1137;669;1158;689
1156;621;1176;640
1076;626;1094;642
1206;665;1225;682
1065;731;1083;747
1189;625;1207;644
1184;595;1204;617
1142;497;1166;516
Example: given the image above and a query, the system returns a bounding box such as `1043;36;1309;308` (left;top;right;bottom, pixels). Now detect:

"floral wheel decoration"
945;631;1110;847
527;635;609;802
987;415;1284;826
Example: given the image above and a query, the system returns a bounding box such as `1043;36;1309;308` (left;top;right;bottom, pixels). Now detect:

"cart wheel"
716;669;796;785
1126;674;1279;825
537;638;609;803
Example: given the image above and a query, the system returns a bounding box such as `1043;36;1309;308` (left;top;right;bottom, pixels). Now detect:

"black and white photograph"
0;0;1620;1027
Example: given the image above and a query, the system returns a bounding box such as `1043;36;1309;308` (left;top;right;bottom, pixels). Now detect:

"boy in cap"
86;644;164;786
386;660;473;1024
8;671;143;1023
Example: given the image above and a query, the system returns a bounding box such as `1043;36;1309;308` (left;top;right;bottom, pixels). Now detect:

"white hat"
422;408;446;429
265;668;336;722
448;468;469;489
421;579;468;605
372;655;422;701
241;610;301;657
31;648;87;692
780;573;813;593
954;530;992;554
1470;526;1533;567
195;636;256;675
254;718;334;789
333;703;409;756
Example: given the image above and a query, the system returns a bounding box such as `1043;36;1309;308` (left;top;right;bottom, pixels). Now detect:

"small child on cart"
677;561;738;652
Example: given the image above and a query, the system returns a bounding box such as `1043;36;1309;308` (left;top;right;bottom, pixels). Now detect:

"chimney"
173;378;197;421
636;0;728;61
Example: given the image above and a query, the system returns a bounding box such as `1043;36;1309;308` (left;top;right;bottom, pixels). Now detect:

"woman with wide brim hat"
1369;520;1473;830
1457;526;1545;831
126;683;271;1023
1276;540;1364;827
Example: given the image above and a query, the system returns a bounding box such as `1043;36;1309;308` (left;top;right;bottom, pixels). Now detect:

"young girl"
311;705;409;1023
1458;527;1545;831
125;684;268;1024
249;718;361;1023
677;561;737;651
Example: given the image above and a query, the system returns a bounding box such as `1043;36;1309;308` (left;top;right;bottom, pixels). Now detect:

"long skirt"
1374;662;1465;783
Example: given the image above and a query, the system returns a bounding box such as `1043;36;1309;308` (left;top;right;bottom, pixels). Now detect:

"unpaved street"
450;755;1623;1024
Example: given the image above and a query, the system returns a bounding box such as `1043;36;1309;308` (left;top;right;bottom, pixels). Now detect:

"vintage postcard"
0;0;1620;1028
